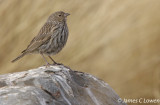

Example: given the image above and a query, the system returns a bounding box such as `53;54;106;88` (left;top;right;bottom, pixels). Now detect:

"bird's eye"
58;15;61;17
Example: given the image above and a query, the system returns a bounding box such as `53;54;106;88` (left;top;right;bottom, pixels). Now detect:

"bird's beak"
64;13;70;17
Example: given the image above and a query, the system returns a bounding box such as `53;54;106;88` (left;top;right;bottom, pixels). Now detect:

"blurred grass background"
0;0;160;105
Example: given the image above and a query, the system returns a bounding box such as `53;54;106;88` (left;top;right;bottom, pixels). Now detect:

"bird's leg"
41;53;50;67
48;56;58;65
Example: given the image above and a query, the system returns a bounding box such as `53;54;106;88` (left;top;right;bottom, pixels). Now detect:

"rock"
0;65;126;105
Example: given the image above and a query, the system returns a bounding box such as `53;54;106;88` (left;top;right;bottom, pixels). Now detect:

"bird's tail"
11;52;26;63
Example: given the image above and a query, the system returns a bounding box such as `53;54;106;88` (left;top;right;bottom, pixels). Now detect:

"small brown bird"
11;11;70;65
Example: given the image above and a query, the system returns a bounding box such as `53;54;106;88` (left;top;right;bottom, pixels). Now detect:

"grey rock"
0;65;126;105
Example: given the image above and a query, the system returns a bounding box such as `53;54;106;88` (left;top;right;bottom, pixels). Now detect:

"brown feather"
24;22;56;52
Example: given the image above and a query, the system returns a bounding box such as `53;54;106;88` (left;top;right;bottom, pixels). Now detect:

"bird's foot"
44;63;52;68
52;62;63;66
43;61;63;67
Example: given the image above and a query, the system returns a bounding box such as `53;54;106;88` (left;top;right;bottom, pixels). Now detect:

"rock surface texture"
0;65;126;105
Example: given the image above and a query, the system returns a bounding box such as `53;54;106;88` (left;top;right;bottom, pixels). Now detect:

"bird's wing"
23;22;58;53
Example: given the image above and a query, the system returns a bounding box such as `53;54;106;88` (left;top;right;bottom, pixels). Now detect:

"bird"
11;11;70;66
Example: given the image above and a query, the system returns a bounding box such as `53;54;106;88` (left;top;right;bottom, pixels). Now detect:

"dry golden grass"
0;0;160;105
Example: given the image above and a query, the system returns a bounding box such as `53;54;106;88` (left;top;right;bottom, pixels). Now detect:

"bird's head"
48;11;70;23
